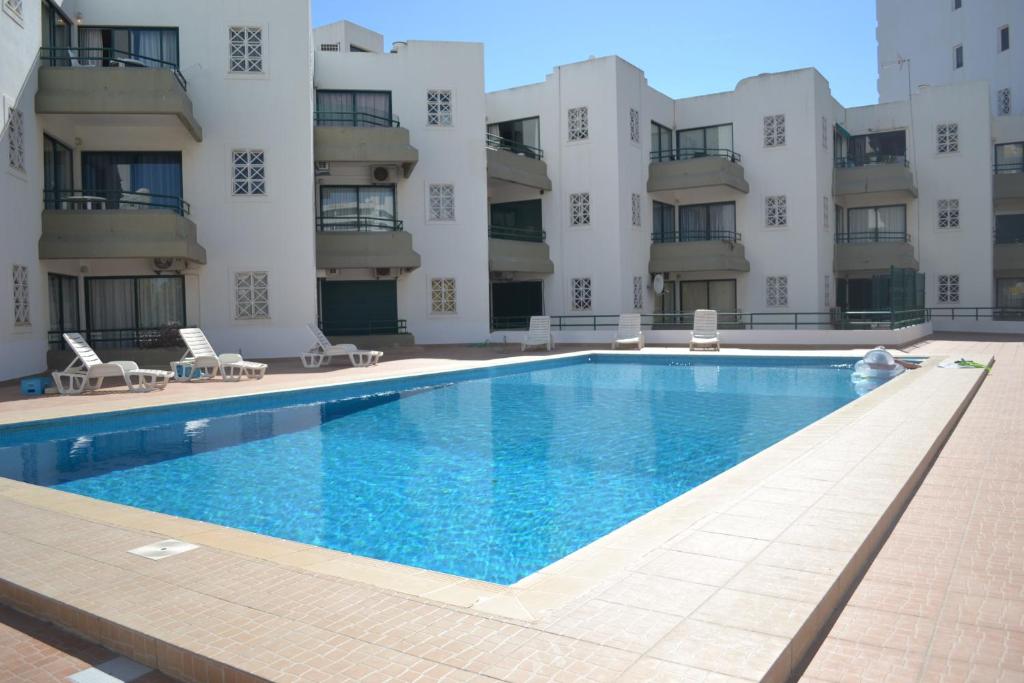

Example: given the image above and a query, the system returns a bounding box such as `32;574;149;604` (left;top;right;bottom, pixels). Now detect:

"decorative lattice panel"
235;271;269;319
229;27;263;73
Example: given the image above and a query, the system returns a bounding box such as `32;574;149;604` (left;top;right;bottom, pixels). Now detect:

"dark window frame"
76;25;181;67
954;44;964;69
676;201;737;241
42;133;74;208
315;89;394;125
48;273;79;333
84;274;186;333
675;123;734;153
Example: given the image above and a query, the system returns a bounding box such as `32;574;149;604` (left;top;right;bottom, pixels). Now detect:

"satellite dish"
652;274;665;295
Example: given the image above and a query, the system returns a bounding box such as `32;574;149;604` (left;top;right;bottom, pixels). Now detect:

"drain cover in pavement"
128;539;199;560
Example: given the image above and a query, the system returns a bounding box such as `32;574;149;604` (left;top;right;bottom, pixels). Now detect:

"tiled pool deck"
0;338;1016;682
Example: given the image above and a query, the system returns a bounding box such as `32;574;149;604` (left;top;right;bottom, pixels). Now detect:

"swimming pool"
0;354;870;584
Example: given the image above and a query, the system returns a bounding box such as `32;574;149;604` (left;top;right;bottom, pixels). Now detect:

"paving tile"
647;620;788;681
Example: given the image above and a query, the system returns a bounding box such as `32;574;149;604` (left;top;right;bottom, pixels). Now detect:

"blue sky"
311;0;880;106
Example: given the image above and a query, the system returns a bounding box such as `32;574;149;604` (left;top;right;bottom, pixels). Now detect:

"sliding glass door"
320;185;397;230
77;26;179;67
316;90;393;127
43;135;73;209
81;152;183;211
85;276;185;347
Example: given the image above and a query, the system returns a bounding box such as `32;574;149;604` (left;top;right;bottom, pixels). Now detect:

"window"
995;142;1024;173
653;201;675;241
629;108;640;143
937;123;959;153
229;26;263;73
677;202;737;241
569;192;590;225
430;278;456;314
571;278;592;311
490;200;543;241
998;88;1011;116
954;44;963;69
82;151;183;209
822;117;828;149
40;1;70;58
845;205;907;241
12;265;29;326
763;114;785;147
823;196;830;231
426;89;453;127
319;43;339;52
672;279;737;314
86;276;185;342
316;90;393;127
487;117;541;158
232;150;266;195
996;214;1024;244
651;121;672;159
844;130;907;165
428;184;455;221
349;45;369;53
938;199;960;229
6;106;23;172
1000;25;1010;52
677;123;734;159
953;0;961;9
234;271;269;320
631;193;641;226
43;135;73;208
48;274;79;335
3;0;22;20
938;274;960;303
765;195;787;227
766;276;788;307
568;106;588;141
824;275;832;310
320;185;396;230
77;27;179;67
633;276;643;310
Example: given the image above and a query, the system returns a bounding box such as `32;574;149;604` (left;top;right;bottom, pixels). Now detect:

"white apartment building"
1;0;315;382
877;0;1023;314
1;6;1018;384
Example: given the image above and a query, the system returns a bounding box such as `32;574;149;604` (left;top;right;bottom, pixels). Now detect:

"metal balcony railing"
835;153;909;168
313;110;400;127
652;228;741;243
316;216;404;232
39;47;187;90
650;148;741;163
835;230;910;244
488;224;545;242
485;133;544;160
994;161;1024;174
43;188;190;215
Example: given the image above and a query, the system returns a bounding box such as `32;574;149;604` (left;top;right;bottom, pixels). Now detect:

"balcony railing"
485;133;544;160
835;153;909;168
835;230;910;244
318;319;408;335
44;189;190;215
994;161;1024;174
652;228;741;243
39;47;187;90
490;309;929;332
313;110;400;127
488;224;545;242
316;216;404;232
48;327;184;351
650;148;741;163
994;225;1024;244
929;307;1024;322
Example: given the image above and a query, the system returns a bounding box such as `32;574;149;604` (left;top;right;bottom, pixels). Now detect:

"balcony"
834;155;917;198
834;230;917;272
647;149;749;194
315;217;420;271
994;220;1024;275
994;162;1024;210
313;111;418;177
39;189;205;263
649;229;750;274
485;134;551;192
35;48;202;142
487;224;553;274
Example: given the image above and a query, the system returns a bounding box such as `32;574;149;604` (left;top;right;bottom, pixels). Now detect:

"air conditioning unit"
371;165;397;184
153;257;185;273
314;161;330;175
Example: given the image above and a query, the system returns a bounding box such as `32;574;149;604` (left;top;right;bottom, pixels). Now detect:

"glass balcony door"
316;90;393;127
80;151;183;211
486;117;541;157
844;205;907;242
84;276;185;347
678;202;736;241
43;135;73;209
77;26;179;67
320;185;397;231
676;124;733;159
995;142;1023;173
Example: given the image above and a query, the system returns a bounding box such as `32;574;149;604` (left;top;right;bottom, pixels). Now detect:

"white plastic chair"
689;309;720;352
521;316;554;351
611;313;644;349
51;333;172;394
301;323;383;368
177;328;267;381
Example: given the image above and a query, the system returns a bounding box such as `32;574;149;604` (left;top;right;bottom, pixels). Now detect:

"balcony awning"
834;123;852;139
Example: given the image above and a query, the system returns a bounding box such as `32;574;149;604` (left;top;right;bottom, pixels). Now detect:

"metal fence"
39;47;187;90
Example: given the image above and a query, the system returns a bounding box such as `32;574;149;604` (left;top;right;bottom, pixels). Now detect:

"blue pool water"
0;355;866;584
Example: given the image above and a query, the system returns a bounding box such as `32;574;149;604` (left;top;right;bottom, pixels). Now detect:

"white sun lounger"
177;328;267;381
611;313;644;349
521;315;554;351
301;323;383;368
51;333;172;395
689;309;721;351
